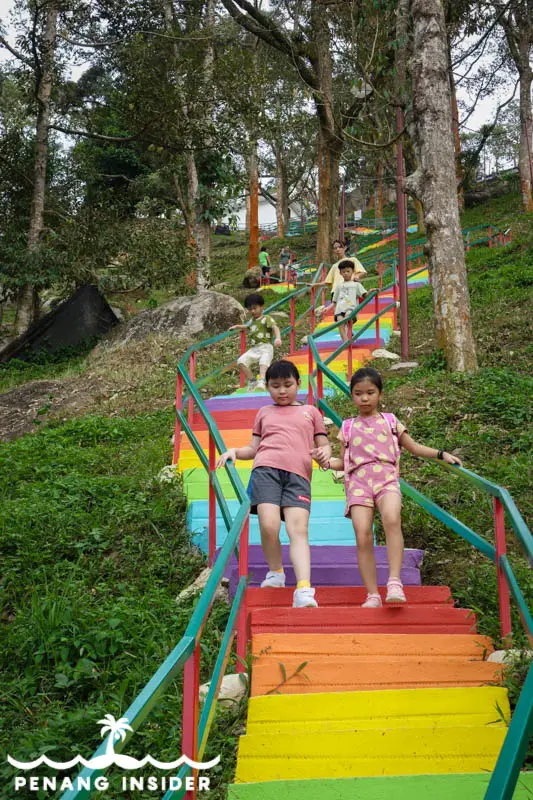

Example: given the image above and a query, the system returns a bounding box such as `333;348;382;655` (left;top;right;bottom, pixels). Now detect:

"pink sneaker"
386;579;406;604
362;593;382;608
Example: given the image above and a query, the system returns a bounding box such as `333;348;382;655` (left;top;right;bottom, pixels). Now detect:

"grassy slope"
0;191;532;797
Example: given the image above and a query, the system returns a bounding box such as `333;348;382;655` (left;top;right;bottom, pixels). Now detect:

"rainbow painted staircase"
60;228;532;800
175;264;533;799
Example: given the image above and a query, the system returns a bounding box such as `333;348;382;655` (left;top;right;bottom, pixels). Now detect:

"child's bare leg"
258;363;267;381
350;506;378;594
257;503;283;570
377;493;404;579
339;322;347;342
283;506;311;583
239;362;254;382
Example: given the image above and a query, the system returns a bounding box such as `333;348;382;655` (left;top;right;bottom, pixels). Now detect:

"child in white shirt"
332;260;368;342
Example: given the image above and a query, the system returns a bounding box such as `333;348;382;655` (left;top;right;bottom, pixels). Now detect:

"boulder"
488;649;532;664
105;291;245;348
371;348;400;361
242;266;262;289
199;673;248;708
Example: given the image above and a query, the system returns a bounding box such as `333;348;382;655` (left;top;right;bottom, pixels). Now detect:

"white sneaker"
293;587;318;608
261;570;286;588
255;380;266;391
246;380;257;392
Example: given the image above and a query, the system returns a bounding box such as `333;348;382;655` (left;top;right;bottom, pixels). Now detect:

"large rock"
107;291;245;347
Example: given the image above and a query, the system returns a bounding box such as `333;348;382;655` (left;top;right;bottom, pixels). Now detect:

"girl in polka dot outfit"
326;367;462;607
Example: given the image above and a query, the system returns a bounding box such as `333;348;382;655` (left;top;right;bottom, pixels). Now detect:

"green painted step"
228;772;533;800
182;467;346;501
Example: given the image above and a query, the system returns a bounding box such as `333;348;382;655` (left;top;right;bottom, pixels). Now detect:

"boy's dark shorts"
247;467;311;517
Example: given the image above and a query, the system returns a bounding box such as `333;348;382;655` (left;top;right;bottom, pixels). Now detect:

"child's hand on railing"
311;446;330;469
216;448;237;468
229;324;246;331
443;452;462;467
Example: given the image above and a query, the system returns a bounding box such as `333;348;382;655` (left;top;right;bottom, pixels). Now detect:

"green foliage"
0;412;219;797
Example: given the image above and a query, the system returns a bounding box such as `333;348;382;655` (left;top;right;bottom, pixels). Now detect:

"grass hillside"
0;188;531;797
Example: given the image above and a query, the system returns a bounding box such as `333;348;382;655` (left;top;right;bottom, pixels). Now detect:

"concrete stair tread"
234;724;507;782
228;773;533;800
247;586;452;609
245;687;509;734
250;658;502;696
249;605;477;636
251;632;494;659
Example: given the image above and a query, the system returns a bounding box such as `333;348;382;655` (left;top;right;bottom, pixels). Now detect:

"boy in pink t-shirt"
216;360;331;608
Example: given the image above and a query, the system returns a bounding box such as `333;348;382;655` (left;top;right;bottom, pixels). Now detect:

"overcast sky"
0;0;511;132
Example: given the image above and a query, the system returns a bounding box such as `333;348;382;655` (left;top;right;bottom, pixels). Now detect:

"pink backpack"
341;412;401;476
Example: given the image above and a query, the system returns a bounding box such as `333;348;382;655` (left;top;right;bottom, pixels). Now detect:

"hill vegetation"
0;188;532;797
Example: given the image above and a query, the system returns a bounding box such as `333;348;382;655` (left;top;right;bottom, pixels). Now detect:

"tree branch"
219;0;319;90
49;124;137;141
344;128;406;149
0;35;34;68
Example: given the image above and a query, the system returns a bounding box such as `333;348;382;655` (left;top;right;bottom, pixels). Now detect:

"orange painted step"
247;586;453;610
179;429;252;450
251;657;503;696
251;633;495;660
250;605;477;636
288;348;373;364
191;410;259;429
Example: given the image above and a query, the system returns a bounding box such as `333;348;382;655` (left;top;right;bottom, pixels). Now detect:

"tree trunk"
282;178;290;230
406;0;477;372
311;0;342;263
414;198;425;234
518;59;533;212
275;146;285;238
15;2;58;335
375;160;385;220
447;35;464;211
248;142;259;269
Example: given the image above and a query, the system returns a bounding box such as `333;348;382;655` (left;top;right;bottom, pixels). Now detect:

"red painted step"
250;605;477;636
246;586;453;610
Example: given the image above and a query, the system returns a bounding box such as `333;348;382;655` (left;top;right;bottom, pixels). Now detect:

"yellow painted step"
235;725;507;783
245;687;510;735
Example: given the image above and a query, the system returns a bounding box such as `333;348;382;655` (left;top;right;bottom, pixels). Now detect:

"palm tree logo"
98;714;133;758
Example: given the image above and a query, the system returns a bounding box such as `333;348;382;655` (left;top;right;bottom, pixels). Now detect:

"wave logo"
8;714;220;772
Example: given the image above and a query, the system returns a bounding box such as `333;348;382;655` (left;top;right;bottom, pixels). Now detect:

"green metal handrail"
305;285;532;799
62;227;523;799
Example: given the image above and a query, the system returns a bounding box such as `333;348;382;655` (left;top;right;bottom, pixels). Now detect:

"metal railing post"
182;643;200;800
307;345;314;405
488;225;493;247
236;517;249;674
290;296;296;352
347;318;353;380
378;259;383;290
239;330;246;388
374;292;380;348
174;373;183;464
188;352;196;427
494;497;512;643
310;286;316;333
208;436;216;566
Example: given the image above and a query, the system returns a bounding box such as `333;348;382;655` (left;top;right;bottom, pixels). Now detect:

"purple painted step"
218;545;424;598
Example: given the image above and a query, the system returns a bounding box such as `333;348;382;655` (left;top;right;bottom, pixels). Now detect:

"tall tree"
219;0;386;263
1;0;59;333
406;0;478;372
492;1;533;211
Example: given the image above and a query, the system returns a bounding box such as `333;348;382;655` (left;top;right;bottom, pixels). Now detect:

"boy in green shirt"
230;293;282;391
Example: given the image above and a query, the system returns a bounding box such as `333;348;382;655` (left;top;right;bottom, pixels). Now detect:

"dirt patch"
0;336;191;442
